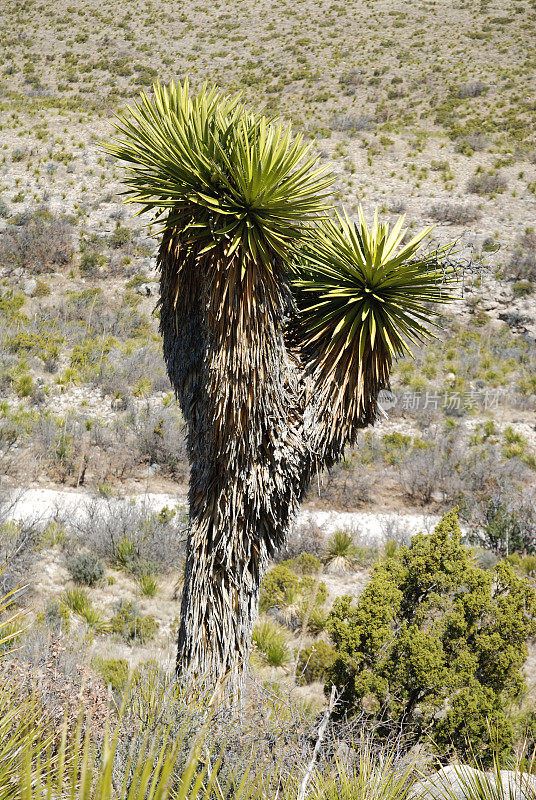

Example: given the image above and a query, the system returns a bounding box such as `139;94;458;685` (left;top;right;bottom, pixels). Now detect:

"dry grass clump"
429;202;481;225
505;230;536;281
0;208;74;274
467;171;508;196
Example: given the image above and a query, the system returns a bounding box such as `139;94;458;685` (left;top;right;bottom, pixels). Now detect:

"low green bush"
43;599;70;632
67;553;104;586
512;280;533;297
296;641;335;686
280;553;322;575
259;565;327;613
110;600;158;644
92;657;129;692
109;223;132;248
327;510;536;764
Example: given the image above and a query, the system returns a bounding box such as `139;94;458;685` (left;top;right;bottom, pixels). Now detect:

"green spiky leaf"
293;207;456;428
104;80;333;274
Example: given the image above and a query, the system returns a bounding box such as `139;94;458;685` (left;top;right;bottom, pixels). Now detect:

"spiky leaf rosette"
294;207;454;440
104;80;333;276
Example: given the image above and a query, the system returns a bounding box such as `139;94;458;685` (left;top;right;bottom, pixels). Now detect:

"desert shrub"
519;555;536;577
129;404;187;477
134;64;158;85
66;552;104;586
505;231;536;281
464;492;536;555
69;497;186;573
259;565;298;611
318;458;372;508
32;413;84;483
110;600;158;644
381;432;413;465
259;565;327;613
43;599;70;632
512;280;533;297
13;373;33;397
429;202;481;225
467;170;507;195
327;510;536;764
518;374;536;397
80;249;106;276
64;286;102;316
457;81;487;98
0;509;37;595
0;290;26;321
473;547;500;571
276;521;325;561
380;516;412;548
454;133;488;154
398;446;452;503
296;641;336;686
388;199;406;214
330;114;373;132
96;343;170;396
0;207;74;273
280;553;322;575
6;319;64;364
70;336;114;378
339;69;363;87
109;223;132;248
500;309;531;330
92;656;129;692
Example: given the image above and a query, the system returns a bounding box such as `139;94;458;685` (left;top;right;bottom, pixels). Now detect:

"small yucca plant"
61;587;108;633
0;584;27;654
138;573;159;597
252;619;291;669
324;530;360;574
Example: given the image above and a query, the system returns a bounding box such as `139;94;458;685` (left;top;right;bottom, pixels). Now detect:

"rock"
22;278;37;296
414;765;536;800
135;281;159;296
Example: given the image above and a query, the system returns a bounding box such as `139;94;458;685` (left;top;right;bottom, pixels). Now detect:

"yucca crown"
105;80;333;273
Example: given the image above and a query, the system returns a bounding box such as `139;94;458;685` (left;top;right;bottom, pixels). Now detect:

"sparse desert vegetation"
1;0;536;795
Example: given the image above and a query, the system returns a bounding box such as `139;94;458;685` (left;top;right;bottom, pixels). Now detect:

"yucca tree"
106;80;452;696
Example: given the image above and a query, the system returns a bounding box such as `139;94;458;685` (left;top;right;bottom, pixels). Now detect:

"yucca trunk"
159;235;311;692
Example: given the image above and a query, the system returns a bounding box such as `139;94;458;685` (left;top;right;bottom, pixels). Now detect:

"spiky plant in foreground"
106;79;453;695
324;530;360;574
